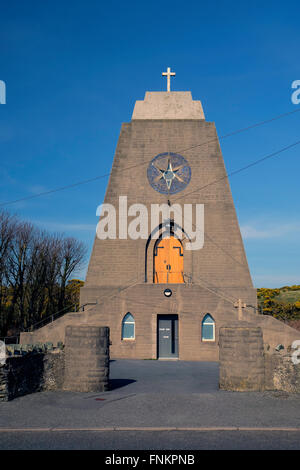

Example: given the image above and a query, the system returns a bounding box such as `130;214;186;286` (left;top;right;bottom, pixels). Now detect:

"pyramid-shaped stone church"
21;71;300;360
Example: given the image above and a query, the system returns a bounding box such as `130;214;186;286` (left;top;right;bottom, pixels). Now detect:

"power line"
165;138;300;301
1;107;300;207
176;107;300;155
174;138;300;202
5;139;299;314
166;138;300;274
4;108;295;330
2;109;299;314
0;173;111;207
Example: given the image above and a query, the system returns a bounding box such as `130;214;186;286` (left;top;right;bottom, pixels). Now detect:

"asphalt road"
1;360;300;450
1;430;300;450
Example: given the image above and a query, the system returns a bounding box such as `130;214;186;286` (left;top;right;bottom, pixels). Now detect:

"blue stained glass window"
122;313;135;339
202;314;215;341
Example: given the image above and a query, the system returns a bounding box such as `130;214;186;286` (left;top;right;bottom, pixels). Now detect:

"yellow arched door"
154;236;184;283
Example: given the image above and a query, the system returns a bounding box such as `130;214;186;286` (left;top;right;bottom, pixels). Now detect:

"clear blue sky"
0;0;300;287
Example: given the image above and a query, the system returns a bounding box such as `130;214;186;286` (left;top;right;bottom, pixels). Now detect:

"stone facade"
20;91;300;360
79;93;257;360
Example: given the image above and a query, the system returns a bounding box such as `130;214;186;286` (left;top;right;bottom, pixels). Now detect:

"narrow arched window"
122;313;135;340
202;314;215;341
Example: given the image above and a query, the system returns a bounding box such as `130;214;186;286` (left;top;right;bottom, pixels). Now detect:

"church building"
21;69;300;360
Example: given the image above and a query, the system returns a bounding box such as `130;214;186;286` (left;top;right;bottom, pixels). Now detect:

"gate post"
63;324;110;392
219;322;264;391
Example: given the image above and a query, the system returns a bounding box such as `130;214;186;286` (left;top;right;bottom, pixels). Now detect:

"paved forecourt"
1;360;300;449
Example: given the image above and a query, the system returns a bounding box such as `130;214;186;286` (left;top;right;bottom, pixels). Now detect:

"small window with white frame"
201;314;215;341
122;313;135;340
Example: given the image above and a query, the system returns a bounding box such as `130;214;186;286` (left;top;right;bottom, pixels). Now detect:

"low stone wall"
1;325;110;400
42;349;65;391
0;350;64;401
265;350;300;393
219;323;300;393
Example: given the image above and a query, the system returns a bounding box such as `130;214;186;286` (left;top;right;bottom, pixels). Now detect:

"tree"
0;209;87;336
57;237;87;312
0;211;16;333
65;279;85;312
6;222;36;328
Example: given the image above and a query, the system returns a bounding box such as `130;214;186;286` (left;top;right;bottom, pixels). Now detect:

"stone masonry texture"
79;113;258;360
219;323;265;391
0;350;64;401
264;350;300;393
63;325;109;392
19;92;300;360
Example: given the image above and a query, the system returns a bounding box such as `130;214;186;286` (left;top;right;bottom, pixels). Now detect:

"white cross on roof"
162;67;176;92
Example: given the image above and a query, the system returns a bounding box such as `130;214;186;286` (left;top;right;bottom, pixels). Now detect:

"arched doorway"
154;235;184;283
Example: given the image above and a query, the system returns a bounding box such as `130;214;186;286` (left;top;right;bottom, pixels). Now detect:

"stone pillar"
63;325;109;392
219;322;264;391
